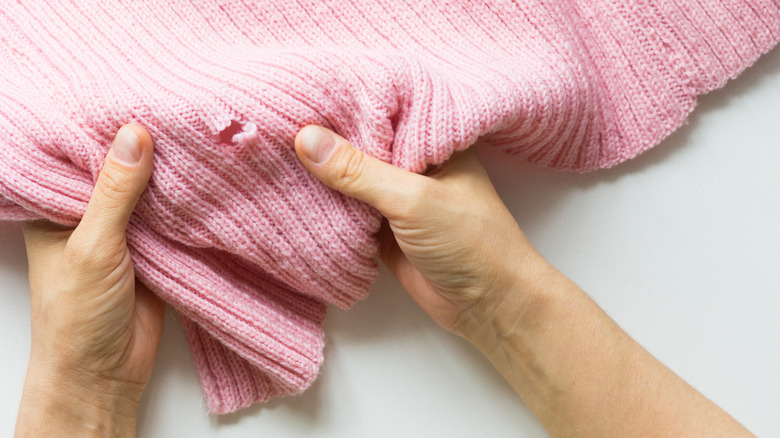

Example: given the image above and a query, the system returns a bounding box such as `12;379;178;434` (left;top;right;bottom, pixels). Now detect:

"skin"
16;124;165;437
294;125;754;437
15;123;753;437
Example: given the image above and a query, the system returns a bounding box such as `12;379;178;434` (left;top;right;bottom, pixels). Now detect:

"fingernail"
112;127;142;165
300;126;335;164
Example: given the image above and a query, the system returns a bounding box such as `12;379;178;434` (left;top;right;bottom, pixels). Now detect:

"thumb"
294;125;424;216
74;124;154;245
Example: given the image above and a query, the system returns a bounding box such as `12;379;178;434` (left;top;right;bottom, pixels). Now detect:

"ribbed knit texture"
0;0;777;414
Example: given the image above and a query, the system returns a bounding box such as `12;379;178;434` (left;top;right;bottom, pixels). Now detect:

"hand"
16;124;165;437
295;125;752;437
294;125;542;335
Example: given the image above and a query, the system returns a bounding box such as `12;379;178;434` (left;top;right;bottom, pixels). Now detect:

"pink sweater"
0;0;777;414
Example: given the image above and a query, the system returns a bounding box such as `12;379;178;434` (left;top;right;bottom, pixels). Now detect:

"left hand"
15;124;165;437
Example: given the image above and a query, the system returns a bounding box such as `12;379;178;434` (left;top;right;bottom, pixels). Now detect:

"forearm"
461;256;752;437
15;361;141;437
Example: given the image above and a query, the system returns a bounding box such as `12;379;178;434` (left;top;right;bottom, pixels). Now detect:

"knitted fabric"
0;0;777;414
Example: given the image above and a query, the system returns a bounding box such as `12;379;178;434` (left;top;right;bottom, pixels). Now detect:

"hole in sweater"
216;120;244;145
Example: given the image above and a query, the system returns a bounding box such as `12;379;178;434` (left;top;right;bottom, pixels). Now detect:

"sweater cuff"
566;0;779;169
656;0;780;94
594;0;780;167
181;316;289;414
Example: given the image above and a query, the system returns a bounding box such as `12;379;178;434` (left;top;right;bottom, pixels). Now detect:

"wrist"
16;362;141;437
454;251;568;355
455;254;591;425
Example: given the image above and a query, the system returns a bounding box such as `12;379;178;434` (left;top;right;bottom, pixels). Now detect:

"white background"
1;47;778;437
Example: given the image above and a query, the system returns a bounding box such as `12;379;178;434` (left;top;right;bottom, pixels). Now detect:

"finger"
74;124;154;245
295;125;425;217
21;220;74;252
428;146;493;190
376;221;434;306
134;281;166;348
382;238;442;316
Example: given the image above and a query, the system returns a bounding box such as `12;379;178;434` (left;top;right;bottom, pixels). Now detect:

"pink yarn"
0;0;777;414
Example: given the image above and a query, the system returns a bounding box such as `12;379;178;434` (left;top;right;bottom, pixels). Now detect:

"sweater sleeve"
480;0;780;170
578;0;779;168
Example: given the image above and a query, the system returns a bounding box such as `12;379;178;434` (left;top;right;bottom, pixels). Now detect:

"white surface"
1;48;779;437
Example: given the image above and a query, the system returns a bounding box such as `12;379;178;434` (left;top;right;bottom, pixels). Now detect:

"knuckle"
391;179;438;220
96;167;134;203
63;238;95;266
64;235;126;272
332;148;369;192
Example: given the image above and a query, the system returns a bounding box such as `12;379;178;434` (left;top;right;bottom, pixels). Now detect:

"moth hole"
216;120;244;145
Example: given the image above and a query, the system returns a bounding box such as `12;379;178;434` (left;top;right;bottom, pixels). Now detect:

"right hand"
294;125;542;335
296;125;755;438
